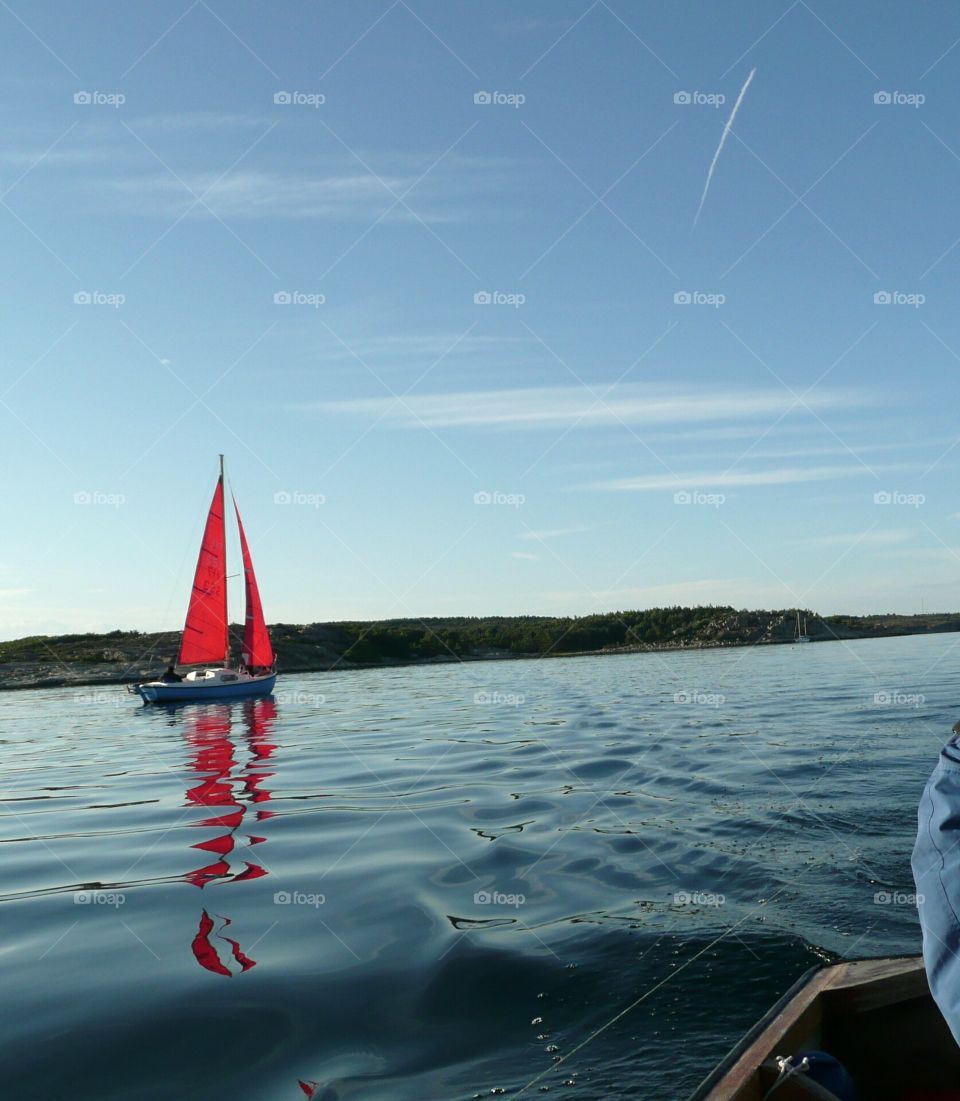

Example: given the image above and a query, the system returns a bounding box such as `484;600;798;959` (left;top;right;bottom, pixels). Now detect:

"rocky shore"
2;608;959;692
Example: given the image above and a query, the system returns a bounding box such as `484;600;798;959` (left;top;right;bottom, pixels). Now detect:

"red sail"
178;477;228;667
234;497;274;669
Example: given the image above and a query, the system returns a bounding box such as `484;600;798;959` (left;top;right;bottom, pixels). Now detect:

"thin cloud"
512;551;539;561
584;464;898;492
520;526;593;541
693;67;756;229
810;530;915;547
311;383;863;430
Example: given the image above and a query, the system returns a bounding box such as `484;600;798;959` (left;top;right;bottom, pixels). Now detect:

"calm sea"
0;632;950;1099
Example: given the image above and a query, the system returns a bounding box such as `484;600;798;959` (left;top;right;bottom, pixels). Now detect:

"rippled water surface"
0;634;951;1099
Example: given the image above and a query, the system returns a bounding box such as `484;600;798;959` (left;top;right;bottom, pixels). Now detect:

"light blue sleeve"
912;732;960;1046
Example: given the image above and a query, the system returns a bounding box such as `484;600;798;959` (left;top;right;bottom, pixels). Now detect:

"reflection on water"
180;699;277;974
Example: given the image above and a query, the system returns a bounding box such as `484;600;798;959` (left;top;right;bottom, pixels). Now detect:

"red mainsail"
178;477;228;667
234;497;274;669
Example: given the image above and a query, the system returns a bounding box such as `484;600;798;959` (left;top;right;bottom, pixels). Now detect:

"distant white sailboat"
794;610;811;643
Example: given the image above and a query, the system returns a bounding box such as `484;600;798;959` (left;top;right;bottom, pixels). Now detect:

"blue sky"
2;0;960;638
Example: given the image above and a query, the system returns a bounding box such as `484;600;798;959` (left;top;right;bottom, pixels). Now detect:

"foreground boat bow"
690;956;960;1101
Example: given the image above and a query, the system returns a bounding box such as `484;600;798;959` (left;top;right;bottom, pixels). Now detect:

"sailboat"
794;609;811;643
133;457;277;703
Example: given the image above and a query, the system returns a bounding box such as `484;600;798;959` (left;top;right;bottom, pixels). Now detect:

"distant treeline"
4;607;960;675
320;606;747;662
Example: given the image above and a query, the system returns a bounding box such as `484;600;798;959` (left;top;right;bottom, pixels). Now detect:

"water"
0;633;951;1100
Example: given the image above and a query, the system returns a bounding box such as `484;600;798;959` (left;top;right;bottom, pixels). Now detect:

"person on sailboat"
161;665;183;683
913;723;960;1045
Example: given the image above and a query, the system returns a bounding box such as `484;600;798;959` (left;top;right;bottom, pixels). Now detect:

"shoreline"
0;627;949;694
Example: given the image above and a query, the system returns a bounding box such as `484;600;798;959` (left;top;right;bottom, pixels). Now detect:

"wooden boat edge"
687;955;925;1101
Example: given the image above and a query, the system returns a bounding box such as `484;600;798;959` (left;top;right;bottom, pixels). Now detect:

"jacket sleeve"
912;733;960;1046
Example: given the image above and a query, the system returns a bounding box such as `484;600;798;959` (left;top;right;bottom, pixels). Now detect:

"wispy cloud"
584;464;897;492
310;383;863;430
809;529;915;547
520;526;593;541
511;551;539;561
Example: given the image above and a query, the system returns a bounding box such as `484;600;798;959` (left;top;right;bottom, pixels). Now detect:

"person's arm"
912;731;960;1045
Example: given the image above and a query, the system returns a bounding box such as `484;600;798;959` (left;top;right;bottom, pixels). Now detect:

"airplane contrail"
692;67;756;229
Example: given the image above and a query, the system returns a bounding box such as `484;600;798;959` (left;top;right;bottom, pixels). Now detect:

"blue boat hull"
135;674;276;703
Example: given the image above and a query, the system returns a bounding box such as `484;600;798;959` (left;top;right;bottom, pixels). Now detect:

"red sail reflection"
181;699;277;975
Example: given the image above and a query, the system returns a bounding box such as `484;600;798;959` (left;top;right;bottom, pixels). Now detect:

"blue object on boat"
796;1051;859;1101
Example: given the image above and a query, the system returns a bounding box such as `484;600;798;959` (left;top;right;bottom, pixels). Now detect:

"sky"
2;0;960;639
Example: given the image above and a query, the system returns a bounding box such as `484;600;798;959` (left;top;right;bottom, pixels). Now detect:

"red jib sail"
178;477;228;667
234;497;274;669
